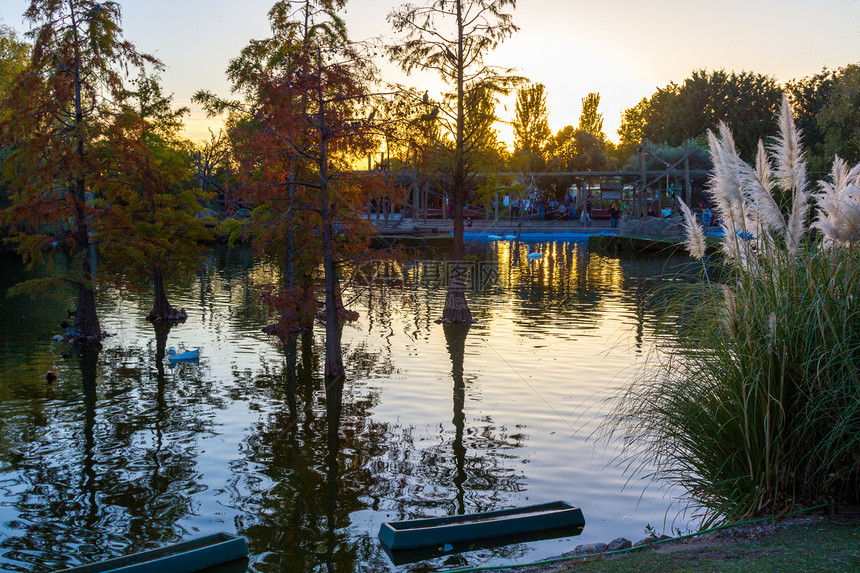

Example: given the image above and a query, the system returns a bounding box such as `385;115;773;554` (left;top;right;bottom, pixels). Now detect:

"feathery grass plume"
813;157;860;247
707;127;755;268
678;200;706;259
739;140;785;236
772;96;809;254
772;95;806;191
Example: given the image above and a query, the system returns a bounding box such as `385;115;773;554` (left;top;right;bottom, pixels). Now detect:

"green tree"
618;98;648;147
0;0;158;340
578;92;606;142
0;25;29;115
786;68;836;175
0;26;30;212
511;82;550;172
542;125;609;198
818;64;860;166
463;84;510;208
95;73;213;322
546;126;610;172
388;0;521;323
641;69;782;159
615;97;648;166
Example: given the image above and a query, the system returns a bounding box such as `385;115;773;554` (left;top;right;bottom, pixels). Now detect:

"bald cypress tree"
0;0;159;341
389;0;521;323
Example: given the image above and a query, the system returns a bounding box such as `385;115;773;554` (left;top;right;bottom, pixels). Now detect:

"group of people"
509;191;583;222
507;192;623;228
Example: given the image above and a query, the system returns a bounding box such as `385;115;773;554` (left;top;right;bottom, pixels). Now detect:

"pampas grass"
603;94;860;527
812;157;860;247
678;200;706;260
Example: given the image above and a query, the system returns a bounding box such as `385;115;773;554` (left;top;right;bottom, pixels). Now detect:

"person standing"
609;203;621;228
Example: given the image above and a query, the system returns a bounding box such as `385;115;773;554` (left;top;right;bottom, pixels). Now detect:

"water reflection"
0;242;696;572
444;323;470;516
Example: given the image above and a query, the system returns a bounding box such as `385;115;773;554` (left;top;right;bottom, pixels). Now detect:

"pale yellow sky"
1;0;857;145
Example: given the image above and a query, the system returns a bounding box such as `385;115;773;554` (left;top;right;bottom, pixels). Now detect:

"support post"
638;143;647;218
684;140;692;207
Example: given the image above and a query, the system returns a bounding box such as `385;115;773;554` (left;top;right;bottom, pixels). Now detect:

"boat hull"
378;500;585;551
56;532;249;573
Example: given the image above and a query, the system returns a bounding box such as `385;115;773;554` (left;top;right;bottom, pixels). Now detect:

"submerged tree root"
261;323;308;339
146;307;188;322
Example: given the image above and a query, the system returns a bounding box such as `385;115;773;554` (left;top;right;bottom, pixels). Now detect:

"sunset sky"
1;0;858;146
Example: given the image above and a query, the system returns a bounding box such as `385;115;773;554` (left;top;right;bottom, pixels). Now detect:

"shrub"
603;96;860;526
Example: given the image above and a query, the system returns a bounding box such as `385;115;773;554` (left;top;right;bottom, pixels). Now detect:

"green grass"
550;517;860;573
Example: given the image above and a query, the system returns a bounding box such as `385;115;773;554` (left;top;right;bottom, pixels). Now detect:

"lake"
0;239;697;572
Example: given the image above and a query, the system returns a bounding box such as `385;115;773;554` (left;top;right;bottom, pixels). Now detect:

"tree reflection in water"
444;323;470;516
0;243;699;572
0;333;219;572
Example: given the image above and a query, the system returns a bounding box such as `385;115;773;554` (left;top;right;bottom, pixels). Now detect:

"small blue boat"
167;348;200;362
56;532;249;573
379;500;585;551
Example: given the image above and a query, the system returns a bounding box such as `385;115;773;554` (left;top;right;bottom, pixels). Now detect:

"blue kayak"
167;348;200;362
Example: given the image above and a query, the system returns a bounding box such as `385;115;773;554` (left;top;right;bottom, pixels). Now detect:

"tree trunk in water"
69;12;101;342
148;266;187;322
73;276;101;340
72;202;102;340
442;0;472;325
317;55;345;379
441;190;472;323
322;219;345;378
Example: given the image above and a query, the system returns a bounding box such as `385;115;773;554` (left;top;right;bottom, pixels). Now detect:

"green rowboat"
378;500;585;551
56;532;249;573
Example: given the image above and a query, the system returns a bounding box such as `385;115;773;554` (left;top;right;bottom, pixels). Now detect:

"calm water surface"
0;240;696;572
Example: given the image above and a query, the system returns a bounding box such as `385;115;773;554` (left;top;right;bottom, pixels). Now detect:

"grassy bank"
540;515;860;573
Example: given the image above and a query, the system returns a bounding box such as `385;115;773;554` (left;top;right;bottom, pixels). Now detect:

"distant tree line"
618;66;860;175
502;66;859;186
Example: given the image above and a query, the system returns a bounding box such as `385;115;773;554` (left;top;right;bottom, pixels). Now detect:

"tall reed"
603;96;860;525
